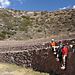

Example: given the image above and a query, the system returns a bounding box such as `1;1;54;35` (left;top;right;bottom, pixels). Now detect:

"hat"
51;39;55;41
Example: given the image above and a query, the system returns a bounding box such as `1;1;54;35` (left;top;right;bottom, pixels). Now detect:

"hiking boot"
56;58;59;61
54;52;56;55
61;65;65;70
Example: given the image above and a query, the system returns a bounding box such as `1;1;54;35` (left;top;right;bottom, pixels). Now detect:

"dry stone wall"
0;39;75;75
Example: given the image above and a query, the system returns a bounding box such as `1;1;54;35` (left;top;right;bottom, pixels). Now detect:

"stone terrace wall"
0;39;75;75
0;47;60;75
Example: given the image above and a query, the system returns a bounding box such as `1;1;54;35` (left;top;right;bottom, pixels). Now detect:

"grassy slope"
0;63;49;75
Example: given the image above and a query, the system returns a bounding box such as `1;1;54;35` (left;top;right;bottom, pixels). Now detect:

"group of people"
50;39;70;70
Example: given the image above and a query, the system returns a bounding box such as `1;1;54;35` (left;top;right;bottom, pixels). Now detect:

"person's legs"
73;49;75;53
59;53;63;63
53;46;57;55
61;55;67;70
51;47;54;54
63;55;67;66
56;54;59;61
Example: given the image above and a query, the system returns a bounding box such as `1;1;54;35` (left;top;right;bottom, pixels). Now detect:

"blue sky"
0;0;75;11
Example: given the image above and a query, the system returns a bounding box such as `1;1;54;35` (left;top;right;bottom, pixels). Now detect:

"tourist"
50;39;59;55
56;41;63;62
61;45;69;70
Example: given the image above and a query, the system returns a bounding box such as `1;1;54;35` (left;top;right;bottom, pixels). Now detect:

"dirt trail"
0;38;49;47
0;36;74;47
0;36;74;52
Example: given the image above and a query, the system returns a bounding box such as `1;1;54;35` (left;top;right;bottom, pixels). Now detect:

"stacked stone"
0;39;75;75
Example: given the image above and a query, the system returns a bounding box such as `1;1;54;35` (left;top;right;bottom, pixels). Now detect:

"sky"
0;0;75;11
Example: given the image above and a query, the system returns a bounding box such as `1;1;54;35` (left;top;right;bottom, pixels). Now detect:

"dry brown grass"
0;63;49;75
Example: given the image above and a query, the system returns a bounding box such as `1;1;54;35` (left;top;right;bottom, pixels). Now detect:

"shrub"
0;32;6;40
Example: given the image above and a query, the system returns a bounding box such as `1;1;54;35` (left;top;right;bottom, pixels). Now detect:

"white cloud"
73;5;75;9
59;6;70;10
0;0;10;8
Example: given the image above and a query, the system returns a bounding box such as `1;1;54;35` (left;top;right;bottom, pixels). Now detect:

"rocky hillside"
0;8;75;40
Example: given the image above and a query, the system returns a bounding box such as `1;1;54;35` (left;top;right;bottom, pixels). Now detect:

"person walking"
61;45;69;70
56;41;63;62
50;39;58;55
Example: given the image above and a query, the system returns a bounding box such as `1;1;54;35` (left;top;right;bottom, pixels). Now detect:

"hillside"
0;8;75;40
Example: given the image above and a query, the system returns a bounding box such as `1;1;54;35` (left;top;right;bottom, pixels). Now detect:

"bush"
0;32;6;40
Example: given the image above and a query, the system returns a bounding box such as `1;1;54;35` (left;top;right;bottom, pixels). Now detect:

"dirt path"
0;35;74;52
0;38;49;47
0;36;74;47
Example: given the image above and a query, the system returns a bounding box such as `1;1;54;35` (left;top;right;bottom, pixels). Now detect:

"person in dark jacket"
56;41;63;62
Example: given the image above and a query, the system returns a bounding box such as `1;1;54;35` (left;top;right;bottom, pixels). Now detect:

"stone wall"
0;40;75;75
0;48;60;74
